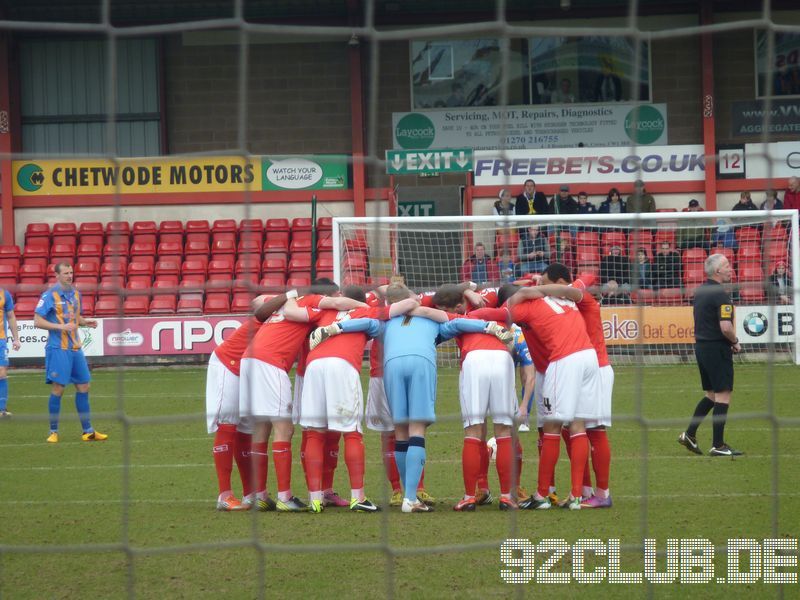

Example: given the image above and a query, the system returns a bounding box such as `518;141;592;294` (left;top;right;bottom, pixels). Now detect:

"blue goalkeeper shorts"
383;355;437;424
45;348;91;386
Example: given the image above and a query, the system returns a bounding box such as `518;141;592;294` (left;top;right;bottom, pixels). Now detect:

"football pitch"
1;363;798;599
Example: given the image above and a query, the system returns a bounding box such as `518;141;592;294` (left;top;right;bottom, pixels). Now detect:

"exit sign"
398;201;435;216
386;148;473;175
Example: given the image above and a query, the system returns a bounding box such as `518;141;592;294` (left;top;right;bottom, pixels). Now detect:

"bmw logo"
743;312;767;337
17;163;44;192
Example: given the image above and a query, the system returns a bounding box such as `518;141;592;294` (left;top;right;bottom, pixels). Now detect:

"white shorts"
366;376;394;432
292;374;304;425
239;358;293;421
586;365;614;428
533;370;546;428
541;349;600;424
459;350;517;427
206;353;250;433
299;357;363;433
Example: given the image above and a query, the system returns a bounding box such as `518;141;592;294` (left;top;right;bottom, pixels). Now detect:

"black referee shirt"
693;279;734;342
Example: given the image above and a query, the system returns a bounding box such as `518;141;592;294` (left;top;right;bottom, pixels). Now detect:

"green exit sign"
386;148;473;175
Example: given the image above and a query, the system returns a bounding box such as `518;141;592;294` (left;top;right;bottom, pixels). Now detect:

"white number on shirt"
543;296;577;314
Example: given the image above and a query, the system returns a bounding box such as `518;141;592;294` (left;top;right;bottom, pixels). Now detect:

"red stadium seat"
738;263;763;282
343;254;367;272
123;296;150;316
317;236;334;252
212;232;236;247
0;264;17;287
739;284;765;304
735;226;760;244
653;229;676;248
684;283;702;302
208;258;234;275
179;276;205;292
266;218;290;233
682;248;707;264
289;237;312;253
98;276;125;296
125;278;151;295
575;231;600;248
186;231;210;245
100;261;127;278
181;259;207;278
131;239;157;257
80;234;105;249
52;234;78;248
292;229;313;242
152;277;178;296
237;238;262;256
74;276;99;296
287;275;311;288
683;263;706;285
211;238;236;257
106;221;130;237
25;223;50;243
74;259;100;278
212;219;237;234
94;296;123;316
159;220;184;236
80;294;96;316
261;256;287;274
104;241;129;257
157;241;183;258
204;293;231;314
18;262;45;283
149;294;177;314
316;255;335;272
343;271;367;285
185;220;210;235
0;246;21;271
264;236;290;253
155;259;181;278
127;260;154;281
231;292;255;313
16;282;46;298
288;254;312;272
176;296;203;315
23;245;49;261
576;247;600;266
159;232;183;246
51;243;75;261
12;297;38;318
79;222;104;235
235;256;260;275
601;231;627;254
317;217;333;231
52;222;77;236
260;274;286;289
737;243;761;263
628;231;653;258
132;221;157;235
239;218;263;233
185;239;210;256
292;218;312;232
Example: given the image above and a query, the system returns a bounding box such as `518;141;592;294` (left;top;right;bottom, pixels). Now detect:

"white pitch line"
2;454;799;473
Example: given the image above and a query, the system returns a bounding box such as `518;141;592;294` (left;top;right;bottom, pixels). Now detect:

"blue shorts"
45;348;91;386
0;340;8;367
383;355;437;424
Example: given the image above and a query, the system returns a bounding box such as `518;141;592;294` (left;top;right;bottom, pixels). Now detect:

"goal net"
334;211;800;365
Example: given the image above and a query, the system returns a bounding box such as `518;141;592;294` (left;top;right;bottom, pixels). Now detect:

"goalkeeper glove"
484;322;514;346
309;323;342;351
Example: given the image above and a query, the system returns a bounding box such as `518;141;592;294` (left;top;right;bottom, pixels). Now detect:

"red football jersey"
418;291;437;307
213;317;262;376
307;305;390;370
452;307;510;363
365;291;385;377
242;294;323;372
295;341;310;377
574;277;609;367
477;287;499;308
510;296;593;363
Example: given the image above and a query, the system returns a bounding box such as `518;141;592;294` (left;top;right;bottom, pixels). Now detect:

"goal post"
333;210;800;365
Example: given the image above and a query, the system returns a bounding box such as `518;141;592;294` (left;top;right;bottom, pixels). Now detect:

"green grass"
1;364;799;599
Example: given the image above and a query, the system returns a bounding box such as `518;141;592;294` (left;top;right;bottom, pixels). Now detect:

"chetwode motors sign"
12;155;349;196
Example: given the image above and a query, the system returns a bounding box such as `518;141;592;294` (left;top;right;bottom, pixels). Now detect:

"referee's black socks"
711;403;729;448
686;396;715;438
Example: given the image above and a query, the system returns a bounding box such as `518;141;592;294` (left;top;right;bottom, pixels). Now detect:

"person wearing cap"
685;199;704;212
626;179;656;213
549;184;578;215
493;188;515;226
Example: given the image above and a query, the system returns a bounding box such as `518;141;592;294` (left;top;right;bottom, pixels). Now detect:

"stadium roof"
0;0;796;27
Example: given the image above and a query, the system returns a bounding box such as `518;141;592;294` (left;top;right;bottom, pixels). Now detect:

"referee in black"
678;253;743;456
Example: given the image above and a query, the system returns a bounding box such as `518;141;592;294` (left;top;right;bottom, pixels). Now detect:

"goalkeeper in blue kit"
310;283;513;513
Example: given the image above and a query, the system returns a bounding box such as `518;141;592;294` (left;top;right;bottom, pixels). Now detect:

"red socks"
251;440;269;494
272;440;293;495
343;431;365;490
587;428;611;491
300;429;309;475
495;436;513;495
382;434;401;491
212;424;236;494
462;437;482;496
302;430;325;492
538;433;560;498
233;430;253;497
323;430;341;490
569;432;590;499
477;439;490;490
515;439;524;487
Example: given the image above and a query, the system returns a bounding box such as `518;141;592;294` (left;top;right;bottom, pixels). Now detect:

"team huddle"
206;264;613;513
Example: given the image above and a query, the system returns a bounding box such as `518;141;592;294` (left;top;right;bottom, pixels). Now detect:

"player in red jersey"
206;293;287;511
500;263;600;511
239;280;367;512
281;285;420;513
543;270;614;508
431;284;523;511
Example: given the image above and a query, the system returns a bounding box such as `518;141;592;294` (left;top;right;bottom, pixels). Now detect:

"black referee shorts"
694;341;734;393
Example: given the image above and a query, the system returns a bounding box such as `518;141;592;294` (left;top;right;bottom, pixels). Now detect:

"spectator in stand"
768;262;791;305
599;187;626;214
576;191;597;214
653;240;682;289
710;219;737;249
760;189;783;211
600;245;630;286
551;77;576;103
732;191;757;211
601;280;633;306
684;198;704;211
461;242;500;285
783;177;800;212
627;179;656;213
516;225;550;277
493;188;515;225
549;184;578;215
631;248;653;289
515;179;550;217
497;249;516;283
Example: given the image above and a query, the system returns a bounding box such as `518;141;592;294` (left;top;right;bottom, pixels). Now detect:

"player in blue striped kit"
0;287;21;418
